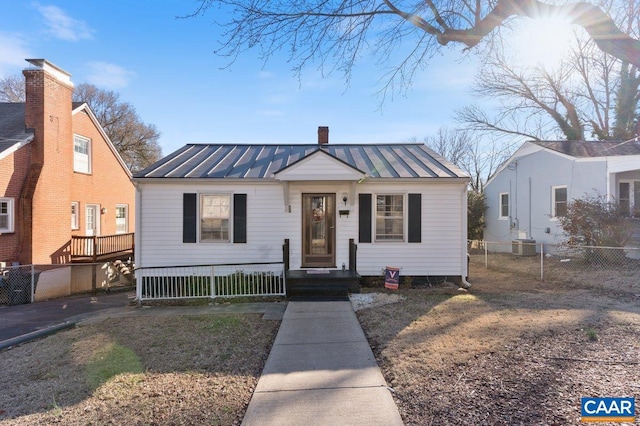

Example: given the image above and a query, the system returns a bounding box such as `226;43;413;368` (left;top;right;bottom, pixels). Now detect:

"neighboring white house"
484;140;640;249
133;127;471;288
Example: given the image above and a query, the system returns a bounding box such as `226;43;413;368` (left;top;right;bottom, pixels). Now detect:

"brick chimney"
23;59;73;165
20;59;74;264
318;126;329;145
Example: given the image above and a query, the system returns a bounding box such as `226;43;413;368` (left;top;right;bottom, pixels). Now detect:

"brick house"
0;59;135;266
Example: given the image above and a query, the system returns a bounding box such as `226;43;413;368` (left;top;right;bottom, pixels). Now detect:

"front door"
302;194;335;267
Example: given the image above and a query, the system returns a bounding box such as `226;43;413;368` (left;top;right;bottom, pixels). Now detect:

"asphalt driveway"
0;289;135;343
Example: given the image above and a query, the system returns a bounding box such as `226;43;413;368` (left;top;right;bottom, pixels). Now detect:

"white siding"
137;179;467;278
137;182;290;267
485;149;608;246
356;182;466;276
276;152;363;181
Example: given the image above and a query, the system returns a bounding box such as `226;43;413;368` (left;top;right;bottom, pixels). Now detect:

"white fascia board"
274;149;365;181
0;136;34;161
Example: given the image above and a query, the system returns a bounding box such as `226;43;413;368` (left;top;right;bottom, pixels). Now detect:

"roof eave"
0;134;34;161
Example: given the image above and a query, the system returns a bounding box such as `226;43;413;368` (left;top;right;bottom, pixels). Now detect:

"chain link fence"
0;261;135;306
468;240;640;293
0;265;40;305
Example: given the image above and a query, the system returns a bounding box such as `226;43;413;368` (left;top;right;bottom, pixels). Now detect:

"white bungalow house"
484;140;640;251
133;127;471;295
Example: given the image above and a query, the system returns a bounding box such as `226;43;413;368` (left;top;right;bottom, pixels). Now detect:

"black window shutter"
359;193;372;243
408;193;422;243
233;193;247;243
183;193;197;243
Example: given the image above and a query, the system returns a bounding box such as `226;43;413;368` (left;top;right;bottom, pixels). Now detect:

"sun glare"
510;17;576;70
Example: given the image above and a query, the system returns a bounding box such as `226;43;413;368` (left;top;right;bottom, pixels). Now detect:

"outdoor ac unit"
512;239;536;256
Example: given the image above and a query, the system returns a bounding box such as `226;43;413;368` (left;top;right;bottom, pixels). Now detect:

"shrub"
468;190;487;240
557;193;632;263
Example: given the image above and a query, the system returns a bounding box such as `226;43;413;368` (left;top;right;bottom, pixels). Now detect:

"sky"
0;1;526;157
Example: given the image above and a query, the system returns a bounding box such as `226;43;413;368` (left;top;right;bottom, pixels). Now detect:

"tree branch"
436;0;640;66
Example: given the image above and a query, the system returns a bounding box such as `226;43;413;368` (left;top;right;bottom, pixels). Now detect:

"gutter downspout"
461;183;471;289
461;275;472;289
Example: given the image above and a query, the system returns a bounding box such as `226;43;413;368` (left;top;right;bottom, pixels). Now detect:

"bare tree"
421;127;471;166
73;84;162;172
0;77;162;171
458;17;638;141
420;127;512;191
186;0;640;96
0;75;25;102
419;126;510;238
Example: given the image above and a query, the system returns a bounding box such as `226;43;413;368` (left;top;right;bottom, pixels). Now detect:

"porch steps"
285;270;360;299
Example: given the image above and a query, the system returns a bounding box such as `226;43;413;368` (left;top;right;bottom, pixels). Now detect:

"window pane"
375;195;403;241
74;138;88;153
554;188;567;217
115;205;128;233
0;200;9;230
71;203;78;229
74;136;91;173
619;182;630;215
0;198;13;232
201;195;230;241
500;194;509;217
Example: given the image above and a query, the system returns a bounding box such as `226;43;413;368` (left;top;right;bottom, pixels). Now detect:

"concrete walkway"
242;301;404;426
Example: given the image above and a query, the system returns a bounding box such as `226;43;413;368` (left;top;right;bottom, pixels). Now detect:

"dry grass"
0;314;278;425
1;264;639;425
356;264;640;425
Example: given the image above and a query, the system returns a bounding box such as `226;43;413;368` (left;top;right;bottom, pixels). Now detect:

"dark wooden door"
302;194;335;267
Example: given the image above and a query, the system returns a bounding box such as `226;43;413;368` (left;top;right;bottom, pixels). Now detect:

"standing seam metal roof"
133;144;469;179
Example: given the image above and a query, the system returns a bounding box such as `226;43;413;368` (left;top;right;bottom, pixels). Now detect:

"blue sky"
0;1;483;156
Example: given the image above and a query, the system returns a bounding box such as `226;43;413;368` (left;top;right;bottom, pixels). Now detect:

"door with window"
302;194;335;267
85;204;100;255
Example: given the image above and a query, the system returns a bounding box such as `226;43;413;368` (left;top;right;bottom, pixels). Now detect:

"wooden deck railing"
71;233;134;262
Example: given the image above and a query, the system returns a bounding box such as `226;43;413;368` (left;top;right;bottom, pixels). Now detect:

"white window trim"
115;204;128;234
551;185;568;219
0;197;15;233
374;193;406;242
498;192;509;219
199;193;232;243
71;202;80;230
73;134;92;174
